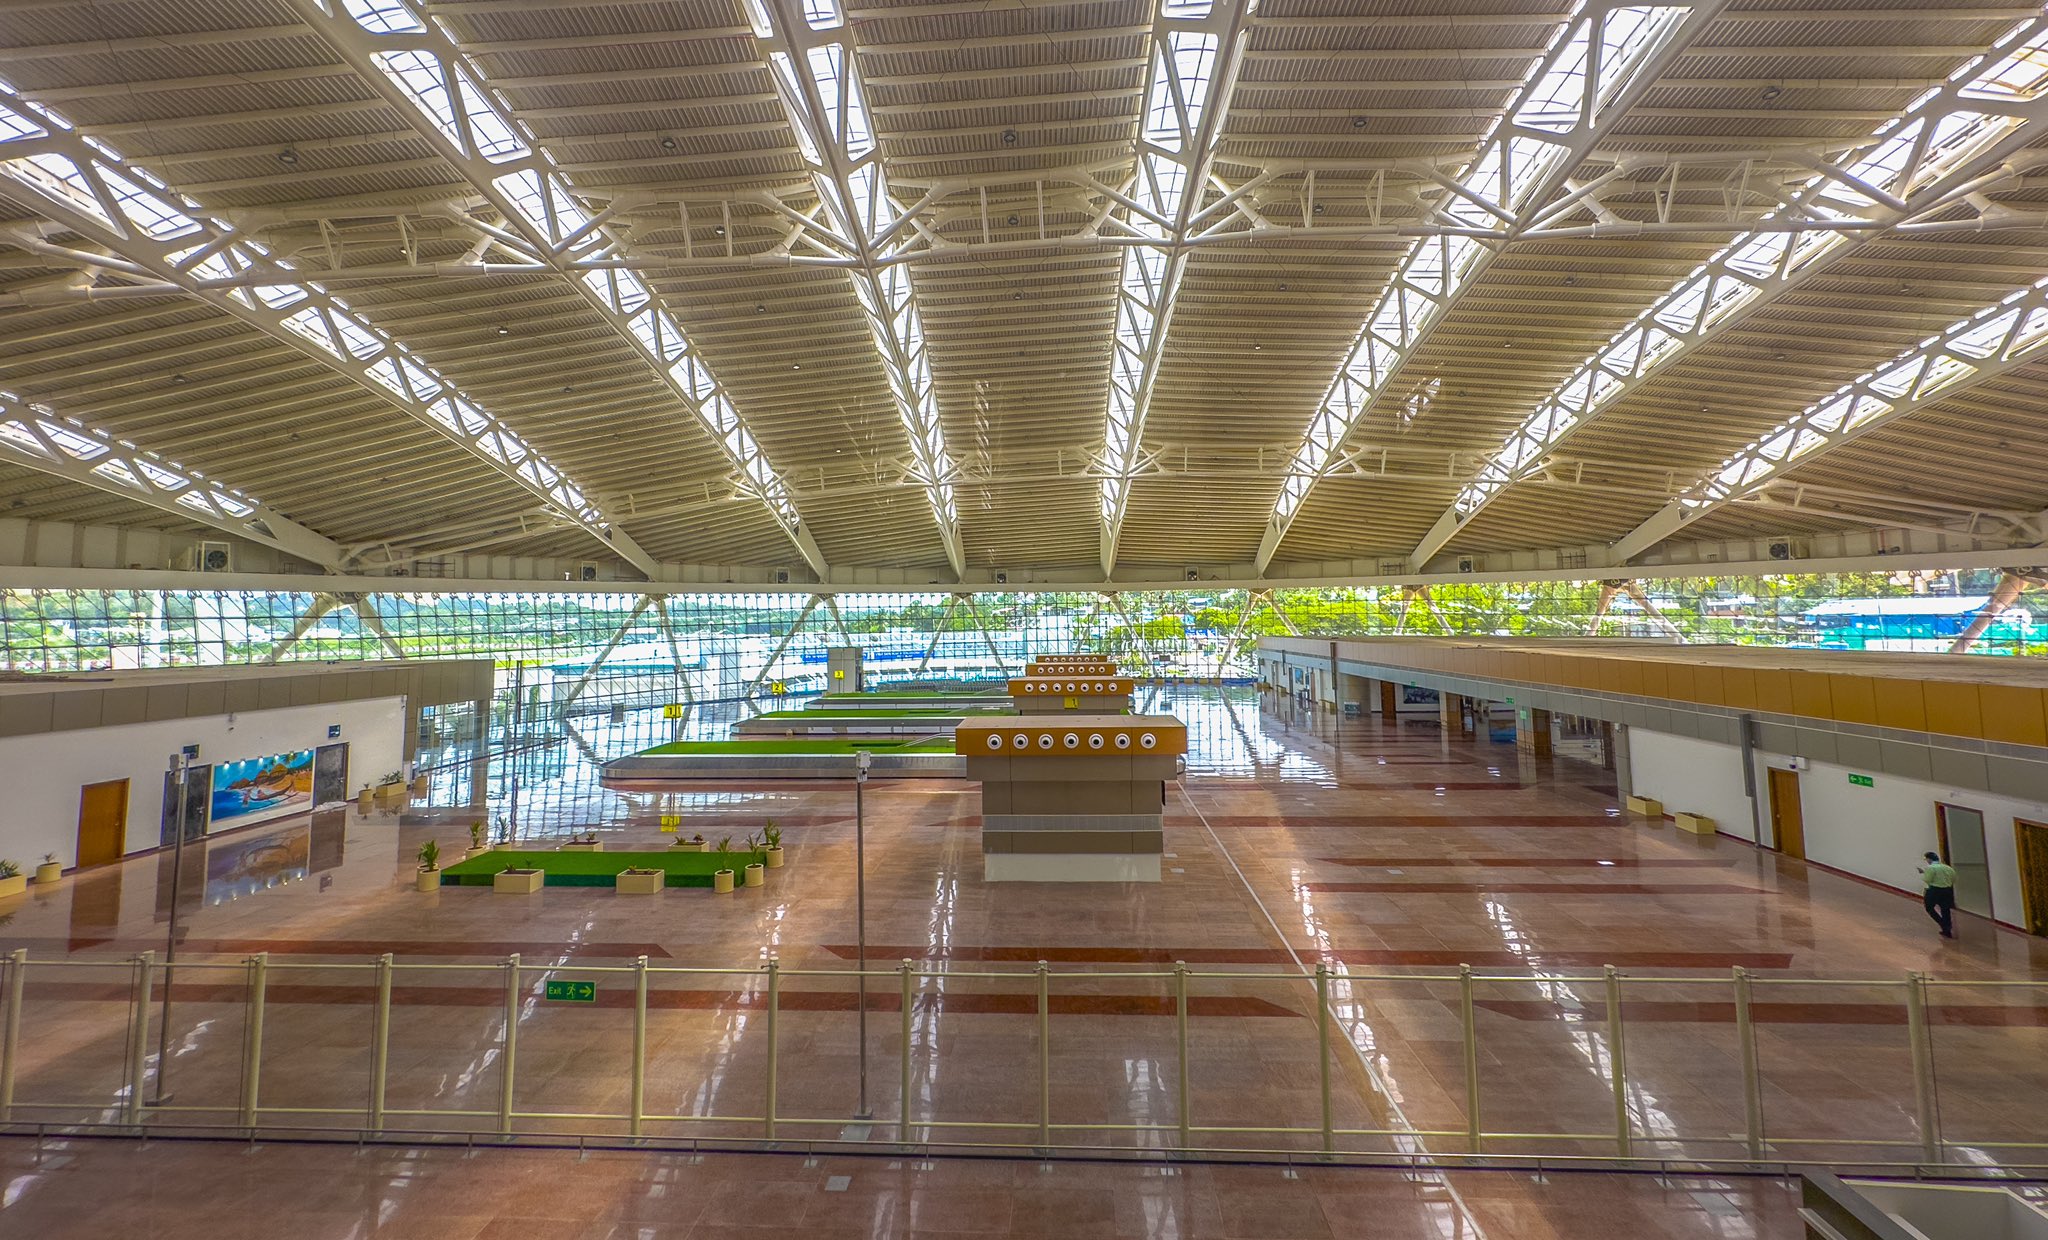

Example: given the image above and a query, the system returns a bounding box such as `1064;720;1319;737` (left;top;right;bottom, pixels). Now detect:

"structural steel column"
1439;692;1466;736
1517;707;1554;756
1378;681;1398;721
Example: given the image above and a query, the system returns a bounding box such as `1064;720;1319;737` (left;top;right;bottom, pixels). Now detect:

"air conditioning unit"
993;571;1008;585
1456;557;1476;573
185;541;233;573
1767;539;1807;561
577;561;599;582
773;568;791;585
1185;568;1200;582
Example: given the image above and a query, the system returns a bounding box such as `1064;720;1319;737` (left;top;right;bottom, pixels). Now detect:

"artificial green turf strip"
636;737;955;756
749;708;1011;720
439;848;766;887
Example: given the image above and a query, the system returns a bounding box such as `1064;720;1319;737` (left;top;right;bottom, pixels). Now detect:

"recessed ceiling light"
1005;213;1019;226
1563;275;1577;285
659;135;679;151
171;374;189;384
496;326;511;336
755;304;766;313
1760;84;1783;101
792;363;801;370
1773;352;1786;361
1252;343;1262;350
1351;116;1367;129
277;148;299;165
712;225;726;237
1311;202;1325;215
1000;128;1019;145
1013;291;1023;300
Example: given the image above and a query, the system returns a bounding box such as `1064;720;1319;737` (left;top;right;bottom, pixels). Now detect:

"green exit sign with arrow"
1848;774;1875;788
544;979;597;1003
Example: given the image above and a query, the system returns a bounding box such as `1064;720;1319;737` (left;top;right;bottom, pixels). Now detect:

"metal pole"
369;953;393;1133
631;955;648;1138
152;753;190;1104
854;753;871;1118
1604;965;1631;1158
0;950;24;1121
1315;963;1334;1154
1036;960;1051;1150
499;953;520;1135
1175;960;1191;1150
239;952;267;1129
764;959;780;1141
898;959;914;1145
1459;964;1481;1154
125;951;154;1127
1905;971;1941;1164
1732;966;1764;1161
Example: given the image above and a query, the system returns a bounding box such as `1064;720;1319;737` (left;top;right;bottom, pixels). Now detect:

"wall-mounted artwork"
209;749;315;829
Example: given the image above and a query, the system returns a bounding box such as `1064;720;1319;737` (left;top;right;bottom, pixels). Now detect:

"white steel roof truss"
1418;11;2048;569
1250;0;1731;574
292;0;829;578
744;0;966;577
0;81;654;575
0;388;346;568
1097;0;1259;579
1611;275;2048;562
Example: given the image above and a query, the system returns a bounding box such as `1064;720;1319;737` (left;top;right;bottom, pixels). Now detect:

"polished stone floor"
2;687;2045;1238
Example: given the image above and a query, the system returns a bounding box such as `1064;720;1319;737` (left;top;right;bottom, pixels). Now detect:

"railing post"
1732;966;1764;1161
1315;963;1335;1154
631;955;648;1139
1905;971;1941;1164
898;959;914;1145
1604;965;1631;1159
239;952;268;1129
125;951;153;1127
763;959;779;1141
0;949;24;1122
368;953;393;1134
1174;960;1191;1151
1459;964;1481;1154
1036;960;1050;1150
499;954;520;1135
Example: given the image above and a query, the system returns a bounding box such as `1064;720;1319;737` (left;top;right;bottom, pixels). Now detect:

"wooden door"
2016;820;2048;937
1767;767;1806;859
75;779;129;869
1936;803;1995;920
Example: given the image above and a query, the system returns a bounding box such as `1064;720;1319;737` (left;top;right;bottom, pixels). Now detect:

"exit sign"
544;979;597;1003
1848;774;1875;788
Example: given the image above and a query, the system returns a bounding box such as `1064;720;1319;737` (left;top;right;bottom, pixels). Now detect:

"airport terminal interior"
9;1;2048;1237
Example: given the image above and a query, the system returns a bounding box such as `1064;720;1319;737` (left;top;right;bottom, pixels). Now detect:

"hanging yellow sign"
662;703;683;719
659;814;681;830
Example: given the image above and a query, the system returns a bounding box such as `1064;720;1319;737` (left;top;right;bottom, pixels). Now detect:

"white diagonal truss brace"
0;389;346;569
744;0;967;578
0;83;658;577
1611;276;2048;562
293;0;829;579
1414;14;2048;568
1251;0;1729;574
1097;0;1259;578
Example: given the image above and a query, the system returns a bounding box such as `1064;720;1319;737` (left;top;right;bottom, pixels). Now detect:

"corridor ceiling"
3;0;2048;584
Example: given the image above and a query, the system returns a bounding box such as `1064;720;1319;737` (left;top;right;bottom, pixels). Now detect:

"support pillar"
1516;707;1553;756
1439;692;1465;735
1378;681;1397;720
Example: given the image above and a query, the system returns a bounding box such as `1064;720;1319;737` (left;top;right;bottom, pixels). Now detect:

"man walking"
1919;851;1958;939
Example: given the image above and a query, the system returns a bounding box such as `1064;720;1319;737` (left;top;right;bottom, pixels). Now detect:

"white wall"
1630;727;2046;929
0;697;405;869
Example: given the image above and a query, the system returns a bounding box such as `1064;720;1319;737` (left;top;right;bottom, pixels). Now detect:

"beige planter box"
1674;812;1716;836
34;862;63;884
743;863;765;888
561;841;604;851
764;846;784;869
616;870;665;895
415;868;442;892
1625;795;1663;818
493;868;544;893
0;874;24;899
712;869;735;894
673;839;709;852
464;846;491;861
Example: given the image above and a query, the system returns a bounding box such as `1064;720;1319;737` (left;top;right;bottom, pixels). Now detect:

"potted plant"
0;861;23;900
34;853;63;884
762;823;784;869
712;837;735;894
466;822;489;860
356;784;374;815
742;833;766;888
616;866;664;895
415;839;441;892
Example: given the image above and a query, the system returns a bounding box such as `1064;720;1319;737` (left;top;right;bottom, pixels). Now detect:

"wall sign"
544;980;597;1003
327;724;342;738
1848;773;1875;788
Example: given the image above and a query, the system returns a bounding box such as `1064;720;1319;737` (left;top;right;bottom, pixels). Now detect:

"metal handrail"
1;948;2042;1170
